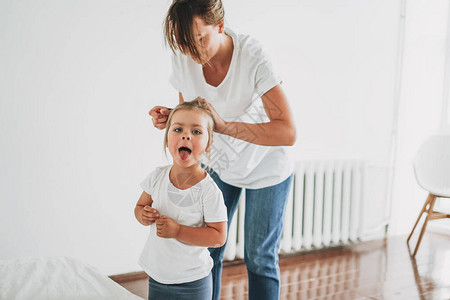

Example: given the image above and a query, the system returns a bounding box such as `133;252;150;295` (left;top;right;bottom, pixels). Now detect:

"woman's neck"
206;33;233;70
169;163;206;190
202;33;233;87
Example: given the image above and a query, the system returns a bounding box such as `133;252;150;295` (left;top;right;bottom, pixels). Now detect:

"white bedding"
0;257;144;300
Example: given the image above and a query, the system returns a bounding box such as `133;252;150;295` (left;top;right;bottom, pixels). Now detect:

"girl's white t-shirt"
138;165;227;284
170;28;293;189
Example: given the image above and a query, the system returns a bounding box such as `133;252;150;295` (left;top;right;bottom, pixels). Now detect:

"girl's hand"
156;215;181;238
149;106;172;130
141;205;160;226
195;97;228;134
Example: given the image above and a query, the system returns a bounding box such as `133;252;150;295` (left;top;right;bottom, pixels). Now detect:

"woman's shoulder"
226;28;270;63
170;51;198;72
170;51;189;67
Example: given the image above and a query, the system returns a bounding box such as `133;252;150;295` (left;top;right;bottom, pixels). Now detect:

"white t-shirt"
138;165;227;284
170;28;293;189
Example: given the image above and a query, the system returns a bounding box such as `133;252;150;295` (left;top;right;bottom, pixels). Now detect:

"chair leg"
412;194;437;257
407;193;433;243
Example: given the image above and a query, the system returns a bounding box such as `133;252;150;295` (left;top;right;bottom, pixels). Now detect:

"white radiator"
223;160;365;261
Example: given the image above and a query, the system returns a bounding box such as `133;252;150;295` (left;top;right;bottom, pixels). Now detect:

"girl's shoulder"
148;164;170;177
197;172;222;195
140;165;171;195
148;165;171;185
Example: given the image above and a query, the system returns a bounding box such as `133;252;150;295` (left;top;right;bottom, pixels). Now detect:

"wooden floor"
113;233;450;299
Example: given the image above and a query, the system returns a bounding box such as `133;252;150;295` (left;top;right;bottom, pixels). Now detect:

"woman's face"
190;16;224;64
166;109;210;168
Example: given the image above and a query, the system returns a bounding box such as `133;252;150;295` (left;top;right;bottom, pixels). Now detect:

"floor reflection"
220;234;450;300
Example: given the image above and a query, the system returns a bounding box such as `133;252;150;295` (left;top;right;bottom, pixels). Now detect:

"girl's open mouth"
178;147;192;160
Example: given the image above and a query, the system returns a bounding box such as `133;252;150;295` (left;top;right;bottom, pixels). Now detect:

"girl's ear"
164;138;169;150
205;138;212;153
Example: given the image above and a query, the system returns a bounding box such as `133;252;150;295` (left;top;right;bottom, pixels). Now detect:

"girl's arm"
134;191;160;226
184;85;297;146
156;216;227;248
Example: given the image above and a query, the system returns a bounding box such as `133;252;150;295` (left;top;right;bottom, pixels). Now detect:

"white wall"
226;0;400;162
390;0;450;235
0;0;172;275
2;0;445;275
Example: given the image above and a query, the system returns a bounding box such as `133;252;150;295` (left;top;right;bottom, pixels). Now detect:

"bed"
0;257;144;300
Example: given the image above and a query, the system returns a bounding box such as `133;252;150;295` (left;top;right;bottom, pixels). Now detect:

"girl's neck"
169;163;206;190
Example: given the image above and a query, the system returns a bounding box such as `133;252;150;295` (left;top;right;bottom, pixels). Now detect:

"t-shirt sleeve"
140;169;159;196
202;180;228;223
169;53;183;92
255;59;282;97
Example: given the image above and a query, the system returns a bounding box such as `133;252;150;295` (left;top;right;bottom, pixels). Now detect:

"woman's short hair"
164;0;225;62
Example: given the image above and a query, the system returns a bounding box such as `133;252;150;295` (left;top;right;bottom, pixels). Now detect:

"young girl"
135;100;228;300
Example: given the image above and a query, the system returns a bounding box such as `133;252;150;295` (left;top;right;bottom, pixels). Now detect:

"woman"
149;1;296;299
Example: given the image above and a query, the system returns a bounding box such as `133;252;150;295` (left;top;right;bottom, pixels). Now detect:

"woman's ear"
217;21;225;34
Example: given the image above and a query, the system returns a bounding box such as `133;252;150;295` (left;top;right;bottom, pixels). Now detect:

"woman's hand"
156;215;181;238
195;97;228;134
148;106;172;130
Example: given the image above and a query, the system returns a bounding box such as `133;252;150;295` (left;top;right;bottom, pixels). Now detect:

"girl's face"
166;109;210;168
190;16;224;64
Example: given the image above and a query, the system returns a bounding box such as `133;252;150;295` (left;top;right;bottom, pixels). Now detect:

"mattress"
0;257;144;300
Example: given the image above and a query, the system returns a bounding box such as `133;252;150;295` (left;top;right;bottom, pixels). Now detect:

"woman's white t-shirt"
138;165;227;284
170;28;293;189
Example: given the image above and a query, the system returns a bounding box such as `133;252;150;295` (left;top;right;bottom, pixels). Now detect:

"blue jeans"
208;171;293;300
147;273;212;300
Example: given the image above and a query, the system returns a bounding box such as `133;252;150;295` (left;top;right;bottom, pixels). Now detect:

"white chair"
407;134;450;257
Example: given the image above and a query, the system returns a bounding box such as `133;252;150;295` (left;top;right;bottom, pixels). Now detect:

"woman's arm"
156;216;227;248
179;92;184;104
203;85;297;146
148;93;184;130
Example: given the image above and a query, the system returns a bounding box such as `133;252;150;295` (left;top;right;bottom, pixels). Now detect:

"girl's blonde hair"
164;0;225;62
164;100;214;155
